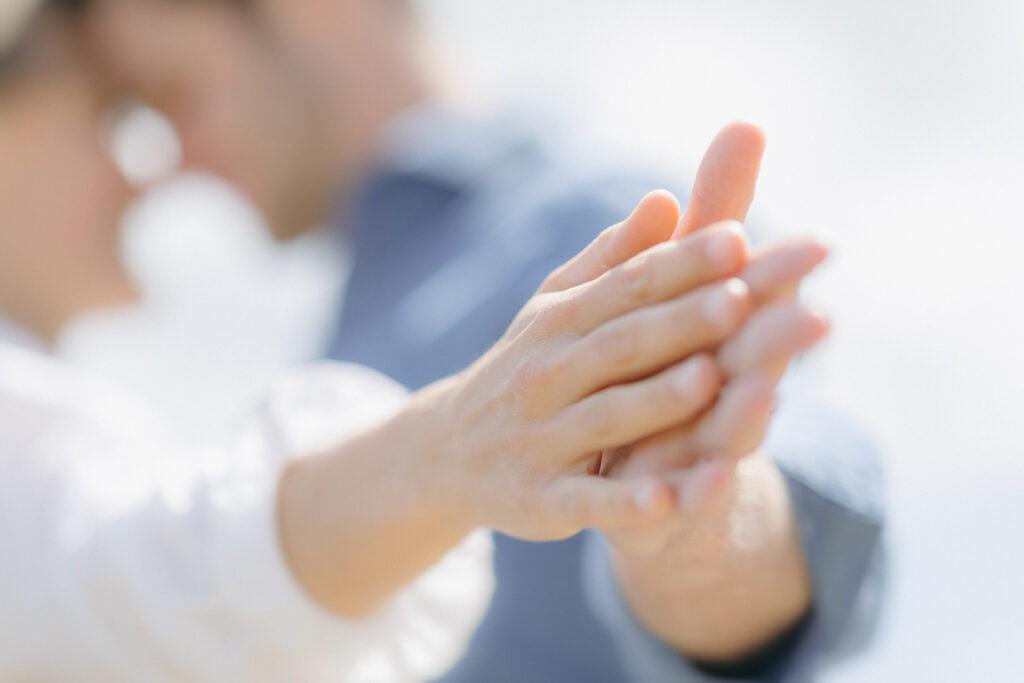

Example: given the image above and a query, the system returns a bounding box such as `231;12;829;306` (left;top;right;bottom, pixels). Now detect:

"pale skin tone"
85;0;827;663
598;125;825;661
0;26;136;343
280;124;827;657
2;42;821;658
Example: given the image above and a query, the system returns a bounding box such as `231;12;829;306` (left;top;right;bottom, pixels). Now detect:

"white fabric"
0;341;493;682
0;314;45;353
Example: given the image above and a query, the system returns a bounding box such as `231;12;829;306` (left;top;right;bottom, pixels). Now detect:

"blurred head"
0;1;136;342
86;0;429;239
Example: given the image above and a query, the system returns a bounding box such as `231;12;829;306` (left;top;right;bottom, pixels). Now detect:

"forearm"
612;454;812;663
277;380;476;618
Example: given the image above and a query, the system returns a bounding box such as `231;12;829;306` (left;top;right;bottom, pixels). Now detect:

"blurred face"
87;0;328;238
0;52;136;340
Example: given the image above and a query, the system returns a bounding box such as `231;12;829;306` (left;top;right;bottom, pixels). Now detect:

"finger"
695;373;777;460
742;238;829;304
540;190;680;294
718;304;830;381
610;421;703;477
552;354;723;455
561;221;749;334
555;279;751;402
675;122;766;238
660;458;735;513
544;475;678;531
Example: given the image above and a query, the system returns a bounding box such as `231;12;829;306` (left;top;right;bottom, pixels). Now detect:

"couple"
0;0;884;681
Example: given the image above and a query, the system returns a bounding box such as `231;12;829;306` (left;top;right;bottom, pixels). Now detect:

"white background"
61;2;1024;678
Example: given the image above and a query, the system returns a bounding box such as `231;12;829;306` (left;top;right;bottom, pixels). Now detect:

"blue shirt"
325;108;885;682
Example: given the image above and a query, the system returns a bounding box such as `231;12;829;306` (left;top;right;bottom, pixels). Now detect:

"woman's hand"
413;191;758;541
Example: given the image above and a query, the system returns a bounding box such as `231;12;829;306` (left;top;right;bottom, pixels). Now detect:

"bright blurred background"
59;1;1023;678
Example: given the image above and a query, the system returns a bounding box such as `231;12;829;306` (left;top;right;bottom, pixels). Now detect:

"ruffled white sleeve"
214;362;495;683
0;348;492;682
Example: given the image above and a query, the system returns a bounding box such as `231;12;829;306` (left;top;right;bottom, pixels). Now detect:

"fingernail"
702;278;749;331
706;223;747;270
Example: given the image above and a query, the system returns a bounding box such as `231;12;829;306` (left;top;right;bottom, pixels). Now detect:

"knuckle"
509;358;546;409
616;252;656;304
595;322;641;370
532;301;565;336
539;268;566;293
668;355;723;411
511;353;573;419
582;399;618;443
593;223;617;254
533;292;579;335
593;225;621;272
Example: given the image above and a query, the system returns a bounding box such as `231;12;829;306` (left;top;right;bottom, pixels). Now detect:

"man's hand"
591;123;826;663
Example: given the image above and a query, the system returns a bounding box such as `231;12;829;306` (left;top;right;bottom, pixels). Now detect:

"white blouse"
0;337;493;682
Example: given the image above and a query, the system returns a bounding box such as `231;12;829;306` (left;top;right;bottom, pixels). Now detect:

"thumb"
675;122;766;239
539;190;680;293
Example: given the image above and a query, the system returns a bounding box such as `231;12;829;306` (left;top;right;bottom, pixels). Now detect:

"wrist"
391;375;482;536
609;455;812;661
277;380;480;617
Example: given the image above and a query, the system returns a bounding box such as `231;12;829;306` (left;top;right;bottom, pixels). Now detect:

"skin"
279;190;747;615
565;125;826;660
0;22;136;342
279;184;826;620
84;0;427;238
85;0;828;661
280;127;828;652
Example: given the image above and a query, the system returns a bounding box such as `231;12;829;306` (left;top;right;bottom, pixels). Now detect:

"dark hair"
0;0;98;86
0;5;38;79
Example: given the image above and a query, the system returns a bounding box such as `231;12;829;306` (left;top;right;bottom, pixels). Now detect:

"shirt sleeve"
0;355;493;682
581;385;886;682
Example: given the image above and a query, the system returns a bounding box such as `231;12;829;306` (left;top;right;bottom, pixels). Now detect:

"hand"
589;123;821;663
598;124;830;554
414;190;760;542
600;238;830;555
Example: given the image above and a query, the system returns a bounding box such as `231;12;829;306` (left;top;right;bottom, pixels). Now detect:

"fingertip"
791;305;832;345
633;189;682;226
809;239;830;263
704;220;751;270
725;275;753;303
625;190;682;246
678;122;766;237
807;307;832;338
795;236;830;271
717;121;767;155
704;277;754;333
640;189;682;215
